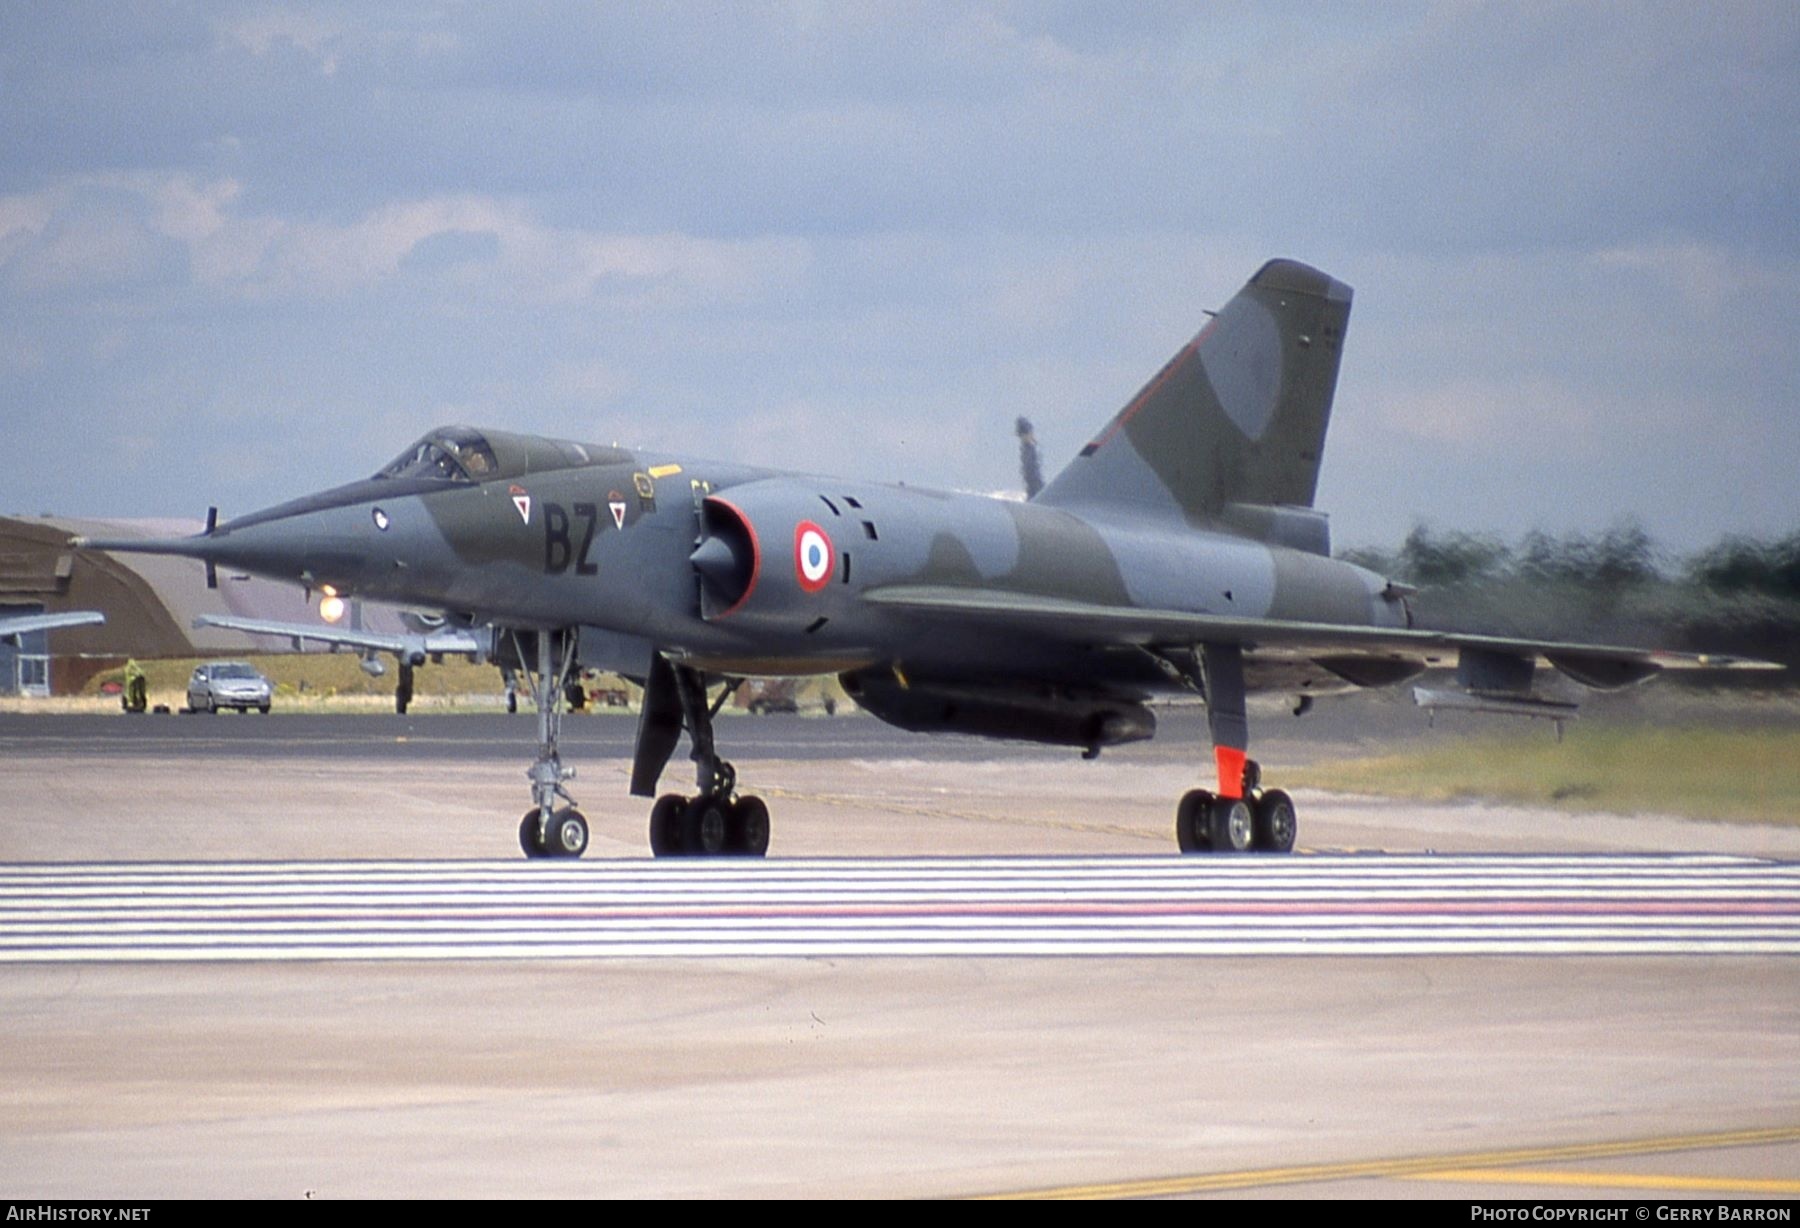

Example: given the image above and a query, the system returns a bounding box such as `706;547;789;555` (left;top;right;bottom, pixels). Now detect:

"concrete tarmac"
1;707;1797;1198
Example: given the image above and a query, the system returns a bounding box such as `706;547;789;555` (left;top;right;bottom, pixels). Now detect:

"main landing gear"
1173;641;1300;855
633;656;771;858
1174;760;1297;854
648;791;771;858
515;629;590;860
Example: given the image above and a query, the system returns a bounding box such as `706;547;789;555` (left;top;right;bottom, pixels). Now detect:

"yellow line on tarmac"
981;1125;1800;1200
756;785;1164;843
1405;1168;1800;1195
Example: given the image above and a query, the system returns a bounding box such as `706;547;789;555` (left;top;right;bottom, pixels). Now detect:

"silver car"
186;661;273;714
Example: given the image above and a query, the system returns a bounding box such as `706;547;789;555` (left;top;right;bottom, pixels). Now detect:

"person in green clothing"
123;658;147;713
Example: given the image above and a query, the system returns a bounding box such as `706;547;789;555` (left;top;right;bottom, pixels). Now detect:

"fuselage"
180;425;1405;694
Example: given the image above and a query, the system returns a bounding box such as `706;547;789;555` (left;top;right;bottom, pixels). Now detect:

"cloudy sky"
2;1;1795;554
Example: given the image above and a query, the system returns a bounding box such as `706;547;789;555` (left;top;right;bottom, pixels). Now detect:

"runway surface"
4;709;1797;1198
6;854;1798;961
0;703;1471;766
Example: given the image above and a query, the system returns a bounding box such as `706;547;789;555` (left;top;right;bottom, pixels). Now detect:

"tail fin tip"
1252;257;1353;303
1038;258;1354;520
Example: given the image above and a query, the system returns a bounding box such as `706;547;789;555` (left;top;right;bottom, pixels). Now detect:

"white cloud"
217;7;348;73
0;194;55;245
5;207;166;292
0;334;44;374
245;196;515;296
544;361;636;410
1589;242;1785;317
139;175;242;244
0;174;812;307
1371;377;1599;449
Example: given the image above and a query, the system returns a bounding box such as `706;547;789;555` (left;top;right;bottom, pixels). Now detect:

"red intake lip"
704;495;761;618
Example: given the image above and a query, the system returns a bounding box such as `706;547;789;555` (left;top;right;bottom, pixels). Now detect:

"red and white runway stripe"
2;854;1797;961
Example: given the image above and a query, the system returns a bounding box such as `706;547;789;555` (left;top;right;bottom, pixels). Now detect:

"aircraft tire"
519;810;550;859
1208;797;1254;853
729;795;771;857
1253;789;1297;853
648;794;687;858
689;795;731;856
546;809;589;859
1175;789;1213;853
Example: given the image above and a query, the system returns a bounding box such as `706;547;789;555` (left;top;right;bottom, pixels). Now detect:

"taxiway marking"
1;854;1796;962
1402;1168;1800;1194
988;1125;1800;1199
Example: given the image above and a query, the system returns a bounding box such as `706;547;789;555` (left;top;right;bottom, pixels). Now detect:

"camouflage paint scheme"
167;262;1399;684
84;261;1759;856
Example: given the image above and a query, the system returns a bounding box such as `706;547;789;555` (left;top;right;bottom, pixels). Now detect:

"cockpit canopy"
374;426;629;484
378;427;499;482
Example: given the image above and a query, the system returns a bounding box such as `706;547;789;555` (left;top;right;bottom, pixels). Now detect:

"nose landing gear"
515;629;587;859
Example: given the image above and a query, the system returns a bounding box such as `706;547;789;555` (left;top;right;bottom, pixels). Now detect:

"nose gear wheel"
517;628;584;861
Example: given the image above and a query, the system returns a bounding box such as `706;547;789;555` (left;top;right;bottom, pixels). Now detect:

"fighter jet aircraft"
79;260;1765;860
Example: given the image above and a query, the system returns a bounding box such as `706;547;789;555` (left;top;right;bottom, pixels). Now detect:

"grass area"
1289;726;1800;825
25;654;526;714
5;653;846;716
93;653;515;700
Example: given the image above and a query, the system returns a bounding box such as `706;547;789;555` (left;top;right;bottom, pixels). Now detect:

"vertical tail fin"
1037;259;1352;525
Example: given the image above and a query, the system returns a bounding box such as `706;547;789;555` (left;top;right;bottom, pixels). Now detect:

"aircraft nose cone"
205;508;376;590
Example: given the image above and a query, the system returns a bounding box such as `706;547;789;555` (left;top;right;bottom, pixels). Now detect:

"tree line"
1339;524;1800;678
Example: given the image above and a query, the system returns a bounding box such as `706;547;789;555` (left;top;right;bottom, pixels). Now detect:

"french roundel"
794;521;834;593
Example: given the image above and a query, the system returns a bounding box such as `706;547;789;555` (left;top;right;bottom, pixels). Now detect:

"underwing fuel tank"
839;670;1156;752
